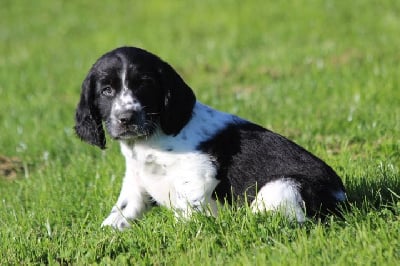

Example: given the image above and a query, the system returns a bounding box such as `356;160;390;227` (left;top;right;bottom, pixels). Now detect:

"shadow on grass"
345;169;400;213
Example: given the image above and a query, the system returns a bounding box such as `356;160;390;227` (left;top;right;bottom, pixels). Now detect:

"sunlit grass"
1;0;399;264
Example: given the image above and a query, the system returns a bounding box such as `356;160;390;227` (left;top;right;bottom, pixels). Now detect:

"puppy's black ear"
74;74;106;149
159;62;196;136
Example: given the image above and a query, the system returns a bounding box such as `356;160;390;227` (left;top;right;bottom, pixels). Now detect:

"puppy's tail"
298;177;347;219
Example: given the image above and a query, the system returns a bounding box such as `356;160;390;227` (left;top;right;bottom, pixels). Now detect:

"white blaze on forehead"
115;63;141;111
121;63;128;91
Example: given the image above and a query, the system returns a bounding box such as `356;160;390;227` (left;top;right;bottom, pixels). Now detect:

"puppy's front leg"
101;173;150;231
173;177;220;219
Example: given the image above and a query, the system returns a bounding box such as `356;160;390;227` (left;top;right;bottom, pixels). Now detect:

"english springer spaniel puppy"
75;47;346;230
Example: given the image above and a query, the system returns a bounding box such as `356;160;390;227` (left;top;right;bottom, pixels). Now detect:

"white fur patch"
114;64;141;112
251;179;306;223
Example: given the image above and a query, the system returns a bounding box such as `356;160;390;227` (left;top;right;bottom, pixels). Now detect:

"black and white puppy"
75;47;346;230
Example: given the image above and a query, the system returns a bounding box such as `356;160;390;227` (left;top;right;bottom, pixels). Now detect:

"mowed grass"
1;0;399;264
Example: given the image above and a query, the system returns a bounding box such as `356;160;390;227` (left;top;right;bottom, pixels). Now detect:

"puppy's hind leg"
250;179;306;223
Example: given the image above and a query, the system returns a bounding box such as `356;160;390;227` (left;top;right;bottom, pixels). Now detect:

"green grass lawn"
1;0;399;264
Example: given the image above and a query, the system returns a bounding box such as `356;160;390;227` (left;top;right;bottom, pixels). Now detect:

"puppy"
75;47;346;230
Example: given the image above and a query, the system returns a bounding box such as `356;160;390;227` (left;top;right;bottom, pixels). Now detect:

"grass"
1;0;399;264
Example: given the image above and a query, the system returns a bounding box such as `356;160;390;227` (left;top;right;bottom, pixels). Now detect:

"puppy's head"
74;47;196;149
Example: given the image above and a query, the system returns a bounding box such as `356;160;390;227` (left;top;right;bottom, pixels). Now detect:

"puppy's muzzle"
116;110;139;126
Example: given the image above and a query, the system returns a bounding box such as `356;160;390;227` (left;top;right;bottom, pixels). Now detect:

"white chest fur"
121;142;219;210
117;102;238;215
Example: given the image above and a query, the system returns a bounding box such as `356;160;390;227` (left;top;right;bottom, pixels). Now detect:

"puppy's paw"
101;208;131;231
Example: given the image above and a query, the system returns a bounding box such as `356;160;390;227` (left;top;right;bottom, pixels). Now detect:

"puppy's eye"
101;86;115;97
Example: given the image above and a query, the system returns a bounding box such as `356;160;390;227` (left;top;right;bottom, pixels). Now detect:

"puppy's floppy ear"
74;74;106;149
159;61;196;136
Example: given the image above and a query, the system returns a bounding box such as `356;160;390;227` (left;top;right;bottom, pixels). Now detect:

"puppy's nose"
117;111;135;125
